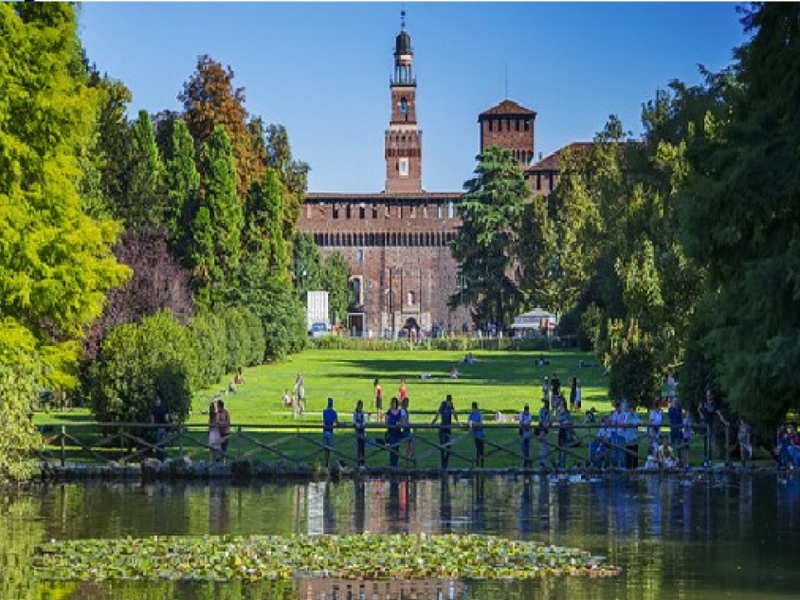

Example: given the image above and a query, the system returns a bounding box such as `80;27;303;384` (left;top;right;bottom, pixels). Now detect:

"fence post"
60;425;66;467
236;425;242;461
724;422;732;467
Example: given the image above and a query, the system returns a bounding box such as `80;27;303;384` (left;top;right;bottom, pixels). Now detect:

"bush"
188;311;226;388
608;345;658;407
88;311;194;423
220;305;250;373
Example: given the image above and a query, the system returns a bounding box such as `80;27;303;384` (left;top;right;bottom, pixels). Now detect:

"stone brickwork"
300;193;470;335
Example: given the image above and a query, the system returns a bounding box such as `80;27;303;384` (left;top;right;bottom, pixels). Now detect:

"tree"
680;3;800;428
322;253;353;326
161;119;200;259
451;145;528;330
292;233;324;301
0;4;130;408
191;126;243;306
0;320;42;481
122;110;165;230
180;55;263;200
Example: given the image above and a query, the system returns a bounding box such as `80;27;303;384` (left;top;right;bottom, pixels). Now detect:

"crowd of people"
149;364;794;471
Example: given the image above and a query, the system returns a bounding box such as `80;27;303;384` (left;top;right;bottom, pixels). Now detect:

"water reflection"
3;474;800;599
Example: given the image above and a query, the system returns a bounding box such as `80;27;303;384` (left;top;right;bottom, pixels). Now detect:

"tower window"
488;120;493;132
333;205;339;219
407;291;416;306
448;202;455;219
399;158;409;177
515;119;520;131
524;118;531;132
437;204;443;219
372;204;378;219
359;203;366;219
346;204;351;219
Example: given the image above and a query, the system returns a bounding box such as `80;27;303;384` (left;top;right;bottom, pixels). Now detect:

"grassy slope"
187;348;609;425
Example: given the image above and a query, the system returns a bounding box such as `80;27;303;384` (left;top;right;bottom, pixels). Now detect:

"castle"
299;15;571;337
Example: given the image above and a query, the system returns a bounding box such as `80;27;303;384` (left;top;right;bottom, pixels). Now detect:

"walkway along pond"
37;420;758;480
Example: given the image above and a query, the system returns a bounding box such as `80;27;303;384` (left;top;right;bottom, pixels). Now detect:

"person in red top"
399;379;408;406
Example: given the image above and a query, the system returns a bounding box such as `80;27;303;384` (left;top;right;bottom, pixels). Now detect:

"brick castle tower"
300;13;467;337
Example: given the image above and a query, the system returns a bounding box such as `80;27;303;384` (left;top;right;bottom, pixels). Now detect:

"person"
667;397;683;452
216;399;231;458
537;399;552;468
551;373;561;398
738;418;753;467
610;402;626;468
464;353;475;366
208;400;220;462
697;389;728;466
431;394;458;469
786;424;800;468
399;379;408;405
374;378;384;421
590;417;611;468
657;435;678;469
151;396;170;461
282;388;292;407
228;380;237;394
234;369;245;385
385;398;403;467
585;407;597;424
322;397;339;468
575;383;582;412
666;373;677;400
400;397;414;463
519;404;533;468
468;401;485;468
450;365;459;379
623;403;641;469
294;374;306;415
542;377;550;403
353;400;367;467
776;424;791;468
556;403;573;468
569;378;577;411
681;409;693;467
649;402;664;442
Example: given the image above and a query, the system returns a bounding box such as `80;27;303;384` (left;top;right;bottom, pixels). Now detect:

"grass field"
186;348;610;425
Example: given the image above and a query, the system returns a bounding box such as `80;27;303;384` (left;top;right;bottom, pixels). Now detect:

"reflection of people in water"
440;478;452;534
354;479;366;533
208;484;230;536
323;482;336;534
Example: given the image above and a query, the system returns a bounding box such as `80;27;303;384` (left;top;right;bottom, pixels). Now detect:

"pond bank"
39;457;783;482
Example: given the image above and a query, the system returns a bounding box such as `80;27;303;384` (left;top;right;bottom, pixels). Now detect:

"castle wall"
300;194;470;336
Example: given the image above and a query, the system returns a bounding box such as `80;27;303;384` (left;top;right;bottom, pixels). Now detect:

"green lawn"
187;348;611;425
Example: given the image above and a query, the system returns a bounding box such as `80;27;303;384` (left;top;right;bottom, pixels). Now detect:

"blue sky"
78;3;748;193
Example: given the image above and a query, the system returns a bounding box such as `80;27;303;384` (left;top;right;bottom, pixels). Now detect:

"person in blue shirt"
385;397;403;467
353;399;367;467
468;401;485;468
667;397;683;452
322;397;339;468
431;394;459;469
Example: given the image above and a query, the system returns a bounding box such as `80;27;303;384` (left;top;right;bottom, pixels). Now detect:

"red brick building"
300;16;468;337
299;15;577;337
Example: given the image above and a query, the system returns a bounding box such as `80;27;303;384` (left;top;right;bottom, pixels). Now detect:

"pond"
2;473;799;599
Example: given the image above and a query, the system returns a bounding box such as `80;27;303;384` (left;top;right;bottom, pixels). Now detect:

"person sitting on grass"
450;365;459;379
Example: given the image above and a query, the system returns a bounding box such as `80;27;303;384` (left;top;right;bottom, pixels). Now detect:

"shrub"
88;311;194;423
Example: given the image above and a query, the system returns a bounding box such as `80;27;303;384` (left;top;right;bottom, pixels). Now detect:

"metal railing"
36;420;732;472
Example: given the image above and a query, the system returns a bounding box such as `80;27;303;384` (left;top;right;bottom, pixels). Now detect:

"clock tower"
385;12;422;193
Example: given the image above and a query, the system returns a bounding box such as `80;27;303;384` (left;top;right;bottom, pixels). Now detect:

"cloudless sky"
78;2;748;193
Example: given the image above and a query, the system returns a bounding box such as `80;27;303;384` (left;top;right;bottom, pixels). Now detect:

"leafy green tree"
88;311;194;424
191;126;243;306
680;3;800;427
292;233;324;301
323;253;353;326
244;168;290;274
122;110;165;230
161;119;200;259
0;320;42;481
0;3;130;402
187;311;227;389
180;55;263;200
451;145;528;330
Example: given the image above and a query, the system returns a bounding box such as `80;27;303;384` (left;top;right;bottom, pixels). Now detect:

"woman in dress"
353;399;367;467
208;400;220;462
